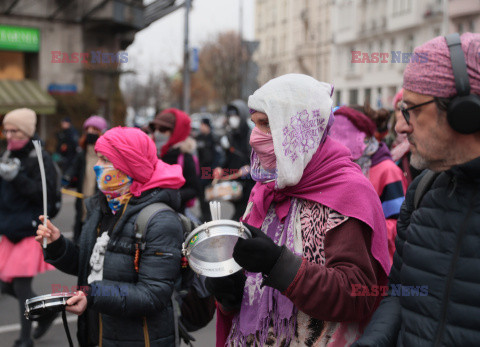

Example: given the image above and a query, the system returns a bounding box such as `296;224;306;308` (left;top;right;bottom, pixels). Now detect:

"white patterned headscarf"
248;74;334;189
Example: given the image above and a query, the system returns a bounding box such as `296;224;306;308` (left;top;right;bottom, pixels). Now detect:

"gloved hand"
0;158;20;181
205;271;246;310
233;223;282;275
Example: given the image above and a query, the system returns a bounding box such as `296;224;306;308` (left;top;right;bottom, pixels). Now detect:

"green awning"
0;79;56;114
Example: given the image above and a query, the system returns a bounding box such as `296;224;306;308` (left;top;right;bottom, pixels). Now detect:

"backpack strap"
414;170;439;209
134;202;172;272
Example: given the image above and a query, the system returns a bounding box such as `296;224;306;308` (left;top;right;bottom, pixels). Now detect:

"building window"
365;88;372;104
469;20;475;32
377;87;383;108
336;90;342;105
349;89;358;104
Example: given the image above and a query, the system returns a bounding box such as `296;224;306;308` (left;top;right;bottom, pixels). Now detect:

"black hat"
201;118;211;127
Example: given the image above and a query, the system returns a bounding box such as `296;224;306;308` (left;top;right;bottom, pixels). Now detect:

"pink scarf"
95;127;185;197
242;136;391;276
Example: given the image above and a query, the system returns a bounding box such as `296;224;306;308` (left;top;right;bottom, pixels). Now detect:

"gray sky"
123;0;255;82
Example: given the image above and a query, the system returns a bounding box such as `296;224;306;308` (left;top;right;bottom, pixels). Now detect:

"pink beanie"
403;32;480;97
83;115;107;133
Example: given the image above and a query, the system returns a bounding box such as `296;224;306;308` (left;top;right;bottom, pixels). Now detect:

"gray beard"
409;152;429;170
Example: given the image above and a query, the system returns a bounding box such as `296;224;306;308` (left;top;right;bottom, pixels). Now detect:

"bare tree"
199;31;249;106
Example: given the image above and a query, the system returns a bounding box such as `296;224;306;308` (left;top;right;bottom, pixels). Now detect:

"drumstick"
61;188;84;199
32;140;48;249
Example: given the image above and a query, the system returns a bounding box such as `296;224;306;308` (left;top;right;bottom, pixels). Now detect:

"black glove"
204;271;246;310
233;223;282;275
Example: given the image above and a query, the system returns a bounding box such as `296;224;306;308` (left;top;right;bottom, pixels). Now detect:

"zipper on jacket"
433;186;478;346
143;317;151;347
448;176;457;198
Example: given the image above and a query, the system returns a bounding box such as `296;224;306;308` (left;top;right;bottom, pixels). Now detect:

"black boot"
13;338;34;347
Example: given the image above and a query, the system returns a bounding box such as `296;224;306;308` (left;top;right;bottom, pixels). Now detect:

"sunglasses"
400;99;435;125
148;124;171;133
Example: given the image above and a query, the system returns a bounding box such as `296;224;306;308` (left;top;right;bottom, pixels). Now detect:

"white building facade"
253;0;332;87
254;0;480;109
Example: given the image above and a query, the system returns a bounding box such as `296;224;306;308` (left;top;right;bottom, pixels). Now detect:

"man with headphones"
354;32;480;346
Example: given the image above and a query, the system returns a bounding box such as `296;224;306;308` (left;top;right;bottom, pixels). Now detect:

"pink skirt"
0;236;55;283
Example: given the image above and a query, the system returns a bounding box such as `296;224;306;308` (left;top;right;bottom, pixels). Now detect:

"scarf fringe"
226;313;297;346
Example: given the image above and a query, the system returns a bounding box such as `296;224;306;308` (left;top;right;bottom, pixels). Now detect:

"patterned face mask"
94;164;133;213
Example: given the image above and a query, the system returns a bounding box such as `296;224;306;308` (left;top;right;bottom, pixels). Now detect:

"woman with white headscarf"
206;74;391;346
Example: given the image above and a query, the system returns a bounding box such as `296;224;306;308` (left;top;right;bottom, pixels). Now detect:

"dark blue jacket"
355;156;480;346
45;188;184;346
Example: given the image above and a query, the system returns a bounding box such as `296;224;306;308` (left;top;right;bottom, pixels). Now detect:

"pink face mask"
249;127;276;170
7;139;29;151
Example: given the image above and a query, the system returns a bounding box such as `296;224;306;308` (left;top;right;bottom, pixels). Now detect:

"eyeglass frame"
400;99;436;125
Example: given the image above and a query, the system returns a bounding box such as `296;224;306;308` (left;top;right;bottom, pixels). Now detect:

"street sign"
190;47;199;72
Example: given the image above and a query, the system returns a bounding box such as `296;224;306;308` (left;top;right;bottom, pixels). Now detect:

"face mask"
249;127;276;170
229;116;241;129
85;133;99;145
154;131;169;152
7;139;29;151
94;164;133;213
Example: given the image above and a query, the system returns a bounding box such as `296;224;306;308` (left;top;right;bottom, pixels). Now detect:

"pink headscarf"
403;32;480;97
95;127;185;197
242;136;391;276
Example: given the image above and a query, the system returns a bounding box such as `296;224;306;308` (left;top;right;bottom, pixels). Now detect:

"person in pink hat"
355;32;480;346
0;108;58;346
62;115;108;244
36;126;186;346
390;88;422;185
329;106;408;264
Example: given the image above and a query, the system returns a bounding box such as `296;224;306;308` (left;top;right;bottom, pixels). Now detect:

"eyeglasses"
2;129;20;136
400;99;435;125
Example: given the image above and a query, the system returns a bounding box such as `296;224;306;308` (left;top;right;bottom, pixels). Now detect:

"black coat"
44;188;184;346
355;156;480;346
0;138;57;243
162;148;201;213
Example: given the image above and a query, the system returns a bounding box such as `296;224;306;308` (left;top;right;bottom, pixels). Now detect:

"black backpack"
134;203;215;345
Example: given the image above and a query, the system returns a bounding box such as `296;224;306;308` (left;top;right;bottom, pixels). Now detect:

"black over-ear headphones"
444;33;480;134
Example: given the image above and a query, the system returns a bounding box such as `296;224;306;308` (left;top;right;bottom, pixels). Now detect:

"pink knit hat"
403;32;480;97
83;115;107;133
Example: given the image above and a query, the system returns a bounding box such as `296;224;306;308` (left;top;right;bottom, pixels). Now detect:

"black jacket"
162;148;201;213
44;188;184;346
355;156;480;346
0;138;57;243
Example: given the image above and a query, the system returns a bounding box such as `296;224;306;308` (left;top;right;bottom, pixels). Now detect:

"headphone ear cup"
447;95;480;134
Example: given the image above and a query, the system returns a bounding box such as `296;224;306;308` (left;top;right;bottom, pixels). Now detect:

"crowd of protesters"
0;31;477;346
